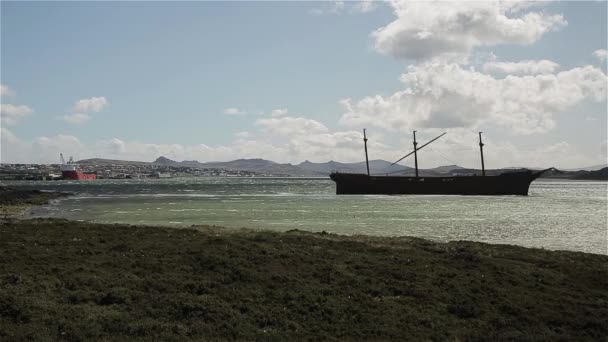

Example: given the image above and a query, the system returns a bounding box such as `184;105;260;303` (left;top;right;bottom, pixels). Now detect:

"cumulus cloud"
63;113;92;124
482;60;560;75
73;96;108;113
373;0;566;61
249;115;393;163
60;96;108;125
310;0;345;15
270;108;288;117
1;2;603;169
0;84;15;99
234;131;251;139
35;134;84;150
1;127;19;145
0;104;33;126
2;124;602;169
593;49;607;62
104;138;127;154
224;107;246;115
340;62;607;134
353;0;379;13
383;127;604;169
490;141;605;169
310;0;381;15
256;116;329;137
0;85;34;126
31;134;87;164
86;116;379;164
1;127;30;163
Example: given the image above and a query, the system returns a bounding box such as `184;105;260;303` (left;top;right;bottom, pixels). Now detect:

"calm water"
3;178;607;254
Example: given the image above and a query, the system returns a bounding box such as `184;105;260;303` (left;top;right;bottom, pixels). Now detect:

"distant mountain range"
77;156;607;179
564;164;608;171
79;156;466;176
155;157;370;176
150;157;470;176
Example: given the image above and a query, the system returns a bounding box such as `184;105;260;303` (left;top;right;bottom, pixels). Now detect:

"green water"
4;178;607;254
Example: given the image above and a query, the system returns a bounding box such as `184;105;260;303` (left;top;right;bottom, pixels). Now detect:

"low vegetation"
0;186;71;218
1;217;606;341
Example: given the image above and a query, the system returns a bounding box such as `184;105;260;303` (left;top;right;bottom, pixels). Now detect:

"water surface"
4;178;606;254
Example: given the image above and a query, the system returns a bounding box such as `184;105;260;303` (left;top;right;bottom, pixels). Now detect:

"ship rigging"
329;130;553;196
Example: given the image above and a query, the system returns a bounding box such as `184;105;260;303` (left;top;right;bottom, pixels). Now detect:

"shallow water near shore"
3;178;606;254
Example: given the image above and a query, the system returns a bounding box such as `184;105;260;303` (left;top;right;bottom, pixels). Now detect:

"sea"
3;178;607;255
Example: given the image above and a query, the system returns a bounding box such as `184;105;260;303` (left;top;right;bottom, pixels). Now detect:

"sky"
1;0;607;169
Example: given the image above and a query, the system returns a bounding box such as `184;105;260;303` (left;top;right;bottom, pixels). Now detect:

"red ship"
60;154;96;180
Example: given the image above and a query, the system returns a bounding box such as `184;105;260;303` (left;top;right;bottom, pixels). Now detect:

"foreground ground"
1;216;606;341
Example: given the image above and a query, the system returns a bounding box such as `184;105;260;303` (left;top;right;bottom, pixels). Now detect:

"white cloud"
593;49;607;62
0;84;15;98
270;108;288;117
234;131;251;139
0;103;33;126
223;107;246;115
340;62;607;135
373;1;566;61
251;116;392;163
491;141;604;170
0;117;604;169
256;116;329;137
310;0;381;15
34;134;83;150
383;127;604;169
310;0;345;15
1;127;31;163
482;60;559;75
105;138;127;154
353;0;378;13
63;113;92;124
3;130;602;169
85;116;376;164
1;127;20;145
29;134;87;164
73;96;108;113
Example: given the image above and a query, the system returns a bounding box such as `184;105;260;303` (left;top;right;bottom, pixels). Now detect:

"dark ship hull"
330;170;548;196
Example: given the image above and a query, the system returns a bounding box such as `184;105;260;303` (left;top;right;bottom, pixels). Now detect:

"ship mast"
478;132;486;176
391;132;446;167
363;129;370;176
413;131;419;178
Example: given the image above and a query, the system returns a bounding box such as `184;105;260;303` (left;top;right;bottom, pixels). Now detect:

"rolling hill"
77;156;605;179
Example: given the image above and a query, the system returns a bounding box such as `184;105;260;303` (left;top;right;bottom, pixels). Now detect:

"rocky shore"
0;186;71;219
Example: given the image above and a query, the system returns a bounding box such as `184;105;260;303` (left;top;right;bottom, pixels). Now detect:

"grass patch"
0;218;606;341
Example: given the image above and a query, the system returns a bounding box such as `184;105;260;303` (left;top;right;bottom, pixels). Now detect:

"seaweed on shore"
0;186;71;219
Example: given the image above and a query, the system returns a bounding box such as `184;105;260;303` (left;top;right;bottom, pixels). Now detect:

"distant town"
0;156;606;181
0;161;261;181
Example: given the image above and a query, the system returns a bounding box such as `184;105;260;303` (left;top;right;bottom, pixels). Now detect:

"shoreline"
1;188;607;339
0;186;72;220
2;185;605;256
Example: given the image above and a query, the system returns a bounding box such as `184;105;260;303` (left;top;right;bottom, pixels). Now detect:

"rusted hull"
62;171;97;180
329;171;541;196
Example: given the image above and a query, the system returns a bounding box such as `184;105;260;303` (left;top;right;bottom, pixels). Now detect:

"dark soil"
1;218;606;341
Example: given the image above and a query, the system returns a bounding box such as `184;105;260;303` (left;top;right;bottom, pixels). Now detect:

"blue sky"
1;1;607;168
